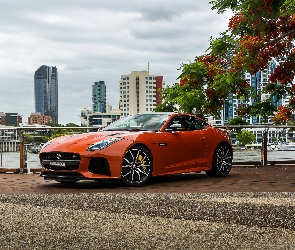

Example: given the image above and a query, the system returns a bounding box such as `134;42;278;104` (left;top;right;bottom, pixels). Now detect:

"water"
0;151;41;171
233;149;295;162
0;150;294;170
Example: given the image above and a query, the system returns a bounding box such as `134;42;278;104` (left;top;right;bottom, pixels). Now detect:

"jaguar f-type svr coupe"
39;112;233;186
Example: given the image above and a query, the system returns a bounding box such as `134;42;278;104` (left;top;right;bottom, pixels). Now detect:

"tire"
121;145;153;186
206;143;232;177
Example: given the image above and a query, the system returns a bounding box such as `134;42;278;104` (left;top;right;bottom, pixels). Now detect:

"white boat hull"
276;144;295;151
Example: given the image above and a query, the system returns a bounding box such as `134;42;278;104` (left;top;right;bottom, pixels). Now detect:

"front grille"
88;158;111;176
40;152;81;171
40;152;80;161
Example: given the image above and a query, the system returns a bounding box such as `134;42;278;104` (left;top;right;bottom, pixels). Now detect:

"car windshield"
103;113;172;131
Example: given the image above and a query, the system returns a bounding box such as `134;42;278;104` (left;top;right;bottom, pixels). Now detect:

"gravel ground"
0;192;294;249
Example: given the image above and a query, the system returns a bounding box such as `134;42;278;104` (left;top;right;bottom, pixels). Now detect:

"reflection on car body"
39;112;233;186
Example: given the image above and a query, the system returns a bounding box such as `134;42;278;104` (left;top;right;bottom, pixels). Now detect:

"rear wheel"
121;145;152;186
206;143;232;177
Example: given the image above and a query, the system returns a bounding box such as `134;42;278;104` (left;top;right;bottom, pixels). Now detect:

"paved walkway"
0;166;294;194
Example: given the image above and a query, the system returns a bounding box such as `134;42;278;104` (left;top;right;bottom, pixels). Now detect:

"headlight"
86;138;122;151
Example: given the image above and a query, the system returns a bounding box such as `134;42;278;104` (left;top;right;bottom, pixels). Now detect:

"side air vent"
88;158;111;176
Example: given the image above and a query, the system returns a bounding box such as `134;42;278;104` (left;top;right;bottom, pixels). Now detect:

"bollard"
260;129;268;167
19;130;25;174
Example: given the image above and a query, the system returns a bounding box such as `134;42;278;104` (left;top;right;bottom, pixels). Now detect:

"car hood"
41;130;149;152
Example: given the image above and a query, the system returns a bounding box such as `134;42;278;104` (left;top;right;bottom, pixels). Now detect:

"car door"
161;115;209;172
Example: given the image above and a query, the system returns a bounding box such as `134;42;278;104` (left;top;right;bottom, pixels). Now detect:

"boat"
276;143;295;151
245;143;261;149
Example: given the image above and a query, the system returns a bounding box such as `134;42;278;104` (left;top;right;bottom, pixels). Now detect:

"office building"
119;70;165;116
92;81;106;113
34;65;58;123
210;60;283;126
87;109;121;127
0;112;22;126
28;112;52;125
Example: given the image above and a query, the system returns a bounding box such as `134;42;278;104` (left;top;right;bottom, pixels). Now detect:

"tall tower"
34;65;58;124
92;81;106;113
119;71;165;116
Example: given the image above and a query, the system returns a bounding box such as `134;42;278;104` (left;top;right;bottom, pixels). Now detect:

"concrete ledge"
233;161;261;166
0;168;28;174
0;168;42;174
268;160;295;165
29;168;42;174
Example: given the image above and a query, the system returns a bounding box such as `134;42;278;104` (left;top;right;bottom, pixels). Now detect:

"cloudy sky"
0;0;232;125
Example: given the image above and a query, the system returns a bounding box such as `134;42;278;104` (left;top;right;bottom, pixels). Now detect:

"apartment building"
119;70;165;116
28;112;52;125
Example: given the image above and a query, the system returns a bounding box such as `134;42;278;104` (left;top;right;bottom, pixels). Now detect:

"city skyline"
0;0;232;125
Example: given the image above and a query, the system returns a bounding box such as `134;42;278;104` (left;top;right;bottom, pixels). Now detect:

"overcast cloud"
0;0;232;125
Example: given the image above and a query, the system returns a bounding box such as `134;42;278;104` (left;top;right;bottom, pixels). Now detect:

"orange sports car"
39;112;233;186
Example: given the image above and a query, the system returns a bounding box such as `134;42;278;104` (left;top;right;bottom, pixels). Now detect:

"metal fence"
0;126;93;173
0;125;295;174
220;124;295;167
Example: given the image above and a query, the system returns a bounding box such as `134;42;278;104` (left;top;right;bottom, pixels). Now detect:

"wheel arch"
127;143;154;174
130;143;153;161
206;141;233;177
208;141;233;163
120;143;154;186
218;141;233;157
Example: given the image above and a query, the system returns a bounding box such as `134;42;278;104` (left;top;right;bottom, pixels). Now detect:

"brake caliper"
138;155;146;172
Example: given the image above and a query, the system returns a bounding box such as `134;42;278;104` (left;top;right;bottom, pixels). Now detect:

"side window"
166;116;186;129
166;116;193;130
166;115;208;131
193;118;208;130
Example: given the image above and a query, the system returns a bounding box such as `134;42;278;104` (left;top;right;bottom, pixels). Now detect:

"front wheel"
206;143;232;177
121;145;153;186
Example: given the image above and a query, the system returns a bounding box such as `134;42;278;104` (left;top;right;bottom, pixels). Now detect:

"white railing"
0;125;295;173
217;125;295;166
0;126;95;173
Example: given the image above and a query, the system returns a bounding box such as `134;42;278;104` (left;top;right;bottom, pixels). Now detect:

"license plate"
50;161;66;167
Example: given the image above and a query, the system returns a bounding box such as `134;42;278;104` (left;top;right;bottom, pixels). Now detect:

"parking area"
0;165;294;194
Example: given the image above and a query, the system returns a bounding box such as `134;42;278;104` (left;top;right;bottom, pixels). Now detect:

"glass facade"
221;60;281;125
34;65;58;124
92;81;106;113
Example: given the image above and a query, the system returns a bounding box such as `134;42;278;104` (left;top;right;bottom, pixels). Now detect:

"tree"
65;123;87;133
227;116;249;133
159;0;295;124
236;129;256;145
154;83;207;119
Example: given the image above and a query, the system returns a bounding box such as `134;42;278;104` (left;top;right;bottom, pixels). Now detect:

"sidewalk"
0;166;294;194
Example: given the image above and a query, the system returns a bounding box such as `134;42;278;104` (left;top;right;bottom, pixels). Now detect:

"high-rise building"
210;60;288;126
34;65;58;123
119;70;165;116
92;81;106;113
